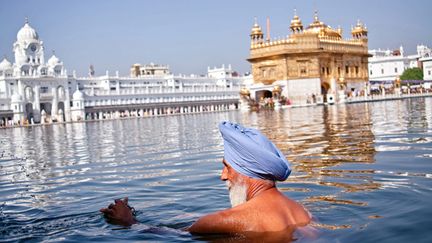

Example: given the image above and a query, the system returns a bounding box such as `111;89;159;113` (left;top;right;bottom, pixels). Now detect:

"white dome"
11;93;23;103
17;22;39;43
0;58;12;70
47;54;61;67
72;89;84;100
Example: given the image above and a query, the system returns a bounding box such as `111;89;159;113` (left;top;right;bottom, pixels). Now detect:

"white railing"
346;91;432;103
86;86;240;97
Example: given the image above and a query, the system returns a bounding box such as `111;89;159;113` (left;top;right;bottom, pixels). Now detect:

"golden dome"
304;11;341;39
290;9;303;32
307;10;326;29
250;17;263;37
351;19;368;36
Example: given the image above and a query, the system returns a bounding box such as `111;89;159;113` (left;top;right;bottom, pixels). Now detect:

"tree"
400;67;423;80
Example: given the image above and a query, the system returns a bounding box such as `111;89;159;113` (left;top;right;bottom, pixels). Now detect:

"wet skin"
100;160;311;233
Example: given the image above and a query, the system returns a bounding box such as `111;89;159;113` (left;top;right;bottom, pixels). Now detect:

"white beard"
226;180;247;208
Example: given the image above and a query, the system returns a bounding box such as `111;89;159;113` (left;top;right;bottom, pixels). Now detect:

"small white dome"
0;58;12;70
47;54;61;67
72;89;84;100
17;22;39;43
11;93;23;103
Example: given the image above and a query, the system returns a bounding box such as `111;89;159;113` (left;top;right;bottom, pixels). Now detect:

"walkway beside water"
283;92;432;109
1;92;431;129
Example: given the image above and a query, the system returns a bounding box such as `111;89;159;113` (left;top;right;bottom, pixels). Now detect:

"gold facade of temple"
247;11;369;92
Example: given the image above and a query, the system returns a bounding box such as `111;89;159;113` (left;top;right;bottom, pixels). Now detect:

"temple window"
300;67;307;76
269;68;274;77
345;65;349;74
326;67;330;75
381;69;384;74
338;67;341;75
322;67;325;74
394;67;398;73
355;66;359;75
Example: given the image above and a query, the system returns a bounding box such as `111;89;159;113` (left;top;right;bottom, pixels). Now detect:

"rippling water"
1;97;431;242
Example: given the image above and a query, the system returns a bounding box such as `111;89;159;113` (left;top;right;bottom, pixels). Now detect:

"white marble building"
368;45;431;81
0;20;243;126
421;57;432;81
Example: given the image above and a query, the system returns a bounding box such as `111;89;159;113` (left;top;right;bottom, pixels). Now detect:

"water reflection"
0;98;431;242
241;103;378;197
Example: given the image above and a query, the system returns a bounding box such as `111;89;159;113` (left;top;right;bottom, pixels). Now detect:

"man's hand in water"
100;197;137;226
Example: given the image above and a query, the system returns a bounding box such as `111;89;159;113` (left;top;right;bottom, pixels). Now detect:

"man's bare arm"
187;208;246;234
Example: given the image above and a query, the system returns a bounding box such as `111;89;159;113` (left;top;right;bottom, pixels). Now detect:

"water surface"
1;97;431;242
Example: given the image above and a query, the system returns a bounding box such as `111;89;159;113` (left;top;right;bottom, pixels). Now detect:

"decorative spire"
314;10;319;22
351;19;368;39
254;16;258;27
266;16;271;42
250;17;263;43
25;16;29;24
290;8;303;33
337;25;342;32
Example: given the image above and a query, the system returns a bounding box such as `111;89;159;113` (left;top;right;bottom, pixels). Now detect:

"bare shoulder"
188;206;250;234
250;190;311;227
188;190;311;234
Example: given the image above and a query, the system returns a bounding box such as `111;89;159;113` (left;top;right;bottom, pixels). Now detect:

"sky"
0;0;431;76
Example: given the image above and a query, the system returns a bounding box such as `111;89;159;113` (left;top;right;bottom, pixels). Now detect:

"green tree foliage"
400;67;423;80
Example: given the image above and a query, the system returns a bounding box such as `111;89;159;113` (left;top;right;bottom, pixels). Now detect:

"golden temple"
247;10;369;95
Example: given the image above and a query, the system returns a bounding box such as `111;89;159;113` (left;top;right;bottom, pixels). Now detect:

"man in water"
100;121;311;234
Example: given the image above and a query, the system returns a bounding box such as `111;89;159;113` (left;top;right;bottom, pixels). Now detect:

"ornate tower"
71;87;85;121
250;17;264;46
351;20;368;41
11;93;25;123
13;18;45;76
290;9;303;33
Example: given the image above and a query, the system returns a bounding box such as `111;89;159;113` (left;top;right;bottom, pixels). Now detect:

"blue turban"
219;121;291;181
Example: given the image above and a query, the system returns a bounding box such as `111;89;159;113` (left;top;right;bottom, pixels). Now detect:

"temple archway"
24;86;34;101
58;102;65;121
40;103;52;116
321;81;331;94
57;86;65;100
25;103;33;123
255;90;273;102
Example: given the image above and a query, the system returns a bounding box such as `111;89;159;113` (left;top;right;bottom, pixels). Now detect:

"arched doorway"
25;103;34;123
321;82;331;102
57;86;65;100
58;102;65;121
321;82;330;94
24;86;34;101
255;90;273;102
40;103;52;118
